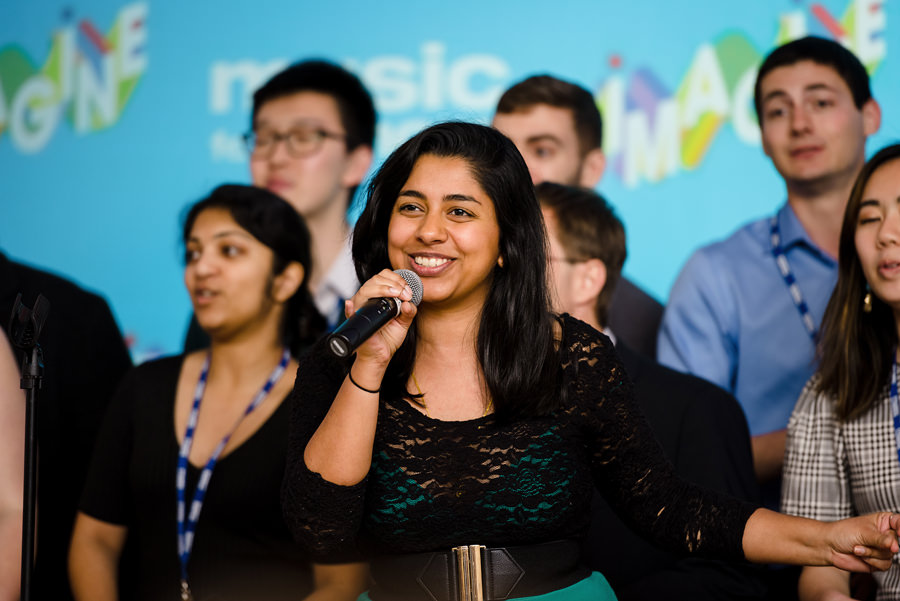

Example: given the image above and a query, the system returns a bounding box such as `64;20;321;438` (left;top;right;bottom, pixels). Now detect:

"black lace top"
282;315;756;561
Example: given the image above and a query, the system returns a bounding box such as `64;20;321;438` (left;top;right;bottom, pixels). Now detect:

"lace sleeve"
280;339;366;562
563;317;756;559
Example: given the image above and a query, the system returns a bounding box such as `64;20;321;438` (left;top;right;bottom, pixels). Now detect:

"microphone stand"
8;293;50;601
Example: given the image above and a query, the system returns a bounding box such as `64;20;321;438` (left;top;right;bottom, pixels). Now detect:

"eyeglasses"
244;126;347;159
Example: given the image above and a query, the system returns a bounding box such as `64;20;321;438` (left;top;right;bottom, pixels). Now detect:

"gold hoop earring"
497;256;505;268
863;287;873;313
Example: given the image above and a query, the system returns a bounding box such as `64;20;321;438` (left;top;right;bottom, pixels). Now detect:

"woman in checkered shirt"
783;143;900;601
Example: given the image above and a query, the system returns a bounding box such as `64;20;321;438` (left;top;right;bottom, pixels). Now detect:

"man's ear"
574;258;607;305
272;262;304;303
342;145;374;188
578;148;606;188
861;98;881;137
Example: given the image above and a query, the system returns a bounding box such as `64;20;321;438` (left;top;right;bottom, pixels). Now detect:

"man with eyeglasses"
185;61;375;350
247;60;375;328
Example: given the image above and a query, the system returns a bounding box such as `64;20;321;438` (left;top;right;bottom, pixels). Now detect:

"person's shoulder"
122;354;185;388
558;314;618;369
103;355;184;422
670;215;772;302
4;256;102;301
614;277;662;312
135;353;185;371
639;351;742;415
622;343;745;427
789;374;834;418
689;215;770;266
2;255;117;324
622;341;707;388
642;352;725;392
559;313;611;345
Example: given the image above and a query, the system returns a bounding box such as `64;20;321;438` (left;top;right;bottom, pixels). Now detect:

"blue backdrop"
1;0;897;360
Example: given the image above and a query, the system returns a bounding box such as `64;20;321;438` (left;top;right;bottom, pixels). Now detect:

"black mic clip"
8;293;50;389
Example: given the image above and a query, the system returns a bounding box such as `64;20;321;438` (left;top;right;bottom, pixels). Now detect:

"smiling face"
387;154;501;311
758;60;879;193
184;208;284;340
854;158;900;318
249;91;367;220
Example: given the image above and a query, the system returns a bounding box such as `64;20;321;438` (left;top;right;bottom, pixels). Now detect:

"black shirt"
0;252;132;601
80;355;312;601
283;315;756;566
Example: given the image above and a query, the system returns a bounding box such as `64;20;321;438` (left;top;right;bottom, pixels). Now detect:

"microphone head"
395;269;423;306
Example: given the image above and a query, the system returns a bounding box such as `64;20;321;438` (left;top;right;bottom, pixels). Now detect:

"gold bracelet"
348;369;380;394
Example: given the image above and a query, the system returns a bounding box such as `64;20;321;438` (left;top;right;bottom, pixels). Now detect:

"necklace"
411;371;492;417
411;371;428;416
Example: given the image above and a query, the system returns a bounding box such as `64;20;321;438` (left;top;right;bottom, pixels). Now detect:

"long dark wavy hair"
183;184;326;356
816;143;900;420
352;122;560;420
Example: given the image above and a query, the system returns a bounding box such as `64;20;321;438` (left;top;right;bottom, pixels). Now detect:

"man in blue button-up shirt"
658;37;881;506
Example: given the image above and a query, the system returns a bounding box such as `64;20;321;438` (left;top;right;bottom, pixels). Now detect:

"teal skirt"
358;572;617;601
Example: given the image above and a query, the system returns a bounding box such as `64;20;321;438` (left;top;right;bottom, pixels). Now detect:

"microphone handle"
327;297;401;357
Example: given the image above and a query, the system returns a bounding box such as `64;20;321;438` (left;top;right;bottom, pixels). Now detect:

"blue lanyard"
769;216;818;341
890;350;900;467
176;348;291;601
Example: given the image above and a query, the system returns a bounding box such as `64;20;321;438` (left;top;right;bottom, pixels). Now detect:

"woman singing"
69;185;365;601
282;123;899;601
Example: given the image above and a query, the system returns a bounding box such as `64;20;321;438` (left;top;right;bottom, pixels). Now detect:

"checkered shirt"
782;376;900;599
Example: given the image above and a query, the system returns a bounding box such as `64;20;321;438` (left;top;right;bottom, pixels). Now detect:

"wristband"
348;369;380;394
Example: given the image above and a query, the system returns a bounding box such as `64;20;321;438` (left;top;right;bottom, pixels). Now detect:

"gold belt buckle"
452;544;486;601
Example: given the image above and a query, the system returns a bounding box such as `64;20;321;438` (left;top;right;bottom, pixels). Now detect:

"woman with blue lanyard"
282;122;900;601
69;185;366;601
782;143;900;601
